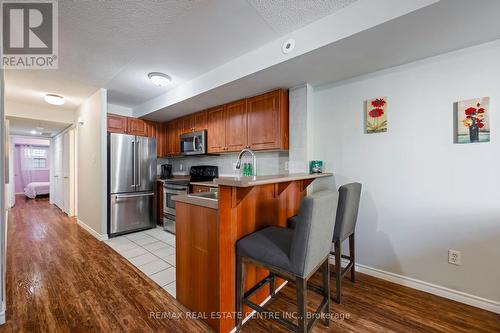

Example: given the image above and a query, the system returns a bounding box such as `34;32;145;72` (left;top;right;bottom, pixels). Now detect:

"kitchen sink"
188;191;218;201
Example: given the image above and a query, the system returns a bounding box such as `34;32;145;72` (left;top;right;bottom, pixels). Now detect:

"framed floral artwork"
366;97;387;133
455;97;490;144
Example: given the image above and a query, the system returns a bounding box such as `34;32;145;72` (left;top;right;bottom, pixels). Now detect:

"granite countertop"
213;172;333;187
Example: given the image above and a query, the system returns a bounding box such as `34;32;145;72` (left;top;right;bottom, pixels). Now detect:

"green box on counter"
309;160;323;173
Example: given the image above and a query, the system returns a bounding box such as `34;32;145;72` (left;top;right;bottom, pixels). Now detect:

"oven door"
164;185;188;216
180;130;206;156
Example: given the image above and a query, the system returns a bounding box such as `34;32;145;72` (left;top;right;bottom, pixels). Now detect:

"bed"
24;182;50;199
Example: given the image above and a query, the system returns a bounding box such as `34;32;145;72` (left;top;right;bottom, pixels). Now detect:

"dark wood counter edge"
172;194;218;210
213;172;333;187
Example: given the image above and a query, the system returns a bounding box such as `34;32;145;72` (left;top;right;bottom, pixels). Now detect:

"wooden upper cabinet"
166;119;182;156
148;122;167;157
194;111;208;131
207;106;226;153
225;99;247;152
182;115;195;134
247;89;288;150
107;114;128;134
127;118;148;136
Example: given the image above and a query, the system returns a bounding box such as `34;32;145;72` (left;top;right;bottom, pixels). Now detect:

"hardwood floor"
2;196;499;333
1;196;211;333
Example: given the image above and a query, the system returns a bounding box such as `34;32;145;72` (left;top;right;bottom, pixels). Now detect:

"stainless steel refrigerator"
108;133;156;236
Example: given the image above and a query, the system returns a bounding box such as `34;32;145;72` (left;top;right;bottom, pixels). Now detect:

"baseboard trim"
229;281;288;333
77;219;108;241
329;256;500;314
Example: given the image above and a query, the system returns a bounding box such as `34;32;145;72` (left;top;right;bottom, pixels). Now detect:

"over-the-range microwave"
180;130;207;155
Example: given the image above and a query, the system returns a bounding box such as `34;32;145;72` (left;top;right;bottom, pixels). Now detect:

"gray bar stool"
289;183;362;304
236;190;339;333
330;182;361;303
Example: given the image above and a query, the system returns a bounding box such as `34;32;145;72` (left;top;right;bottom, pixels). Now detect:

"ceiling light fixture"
44;93;65;105
148;72;171;87
30;130;38;135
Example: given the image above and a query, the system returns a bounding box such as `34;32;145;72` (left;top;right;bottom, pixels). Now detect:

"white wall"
289;84;315;173
312;40;500;307
108;104;132;117
75;89;108;239
5;100;75;124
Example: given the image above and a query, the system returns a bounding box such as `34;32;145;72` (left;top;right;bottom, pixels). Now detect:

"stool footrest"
242;273;330;333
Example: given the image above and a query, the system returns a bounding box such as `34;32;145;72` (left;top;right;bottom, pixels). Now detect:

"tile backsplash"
157;151;289;177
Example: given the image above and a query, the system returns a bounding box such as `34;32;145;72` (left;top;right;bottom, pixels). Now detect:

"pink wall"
14;144;50;193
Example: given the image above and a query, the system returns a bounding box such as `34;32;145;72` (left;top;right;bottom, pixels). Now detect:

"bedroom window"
23;147;49;170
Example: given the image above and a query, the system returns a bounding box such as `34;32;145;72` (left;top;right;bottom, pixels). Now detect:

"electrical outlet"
179;164;183;171
284;161;289;171
232;162;238;171
448;249;461;265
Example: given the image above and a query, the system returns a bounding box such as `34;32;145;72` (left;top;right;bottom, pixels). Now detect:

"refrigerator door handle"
115;192;155;201
131;139;136;188
136;138;141;188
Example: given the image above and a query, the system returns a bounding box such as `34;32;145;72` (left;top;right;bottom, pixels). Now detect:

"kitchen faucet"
235;148;257;177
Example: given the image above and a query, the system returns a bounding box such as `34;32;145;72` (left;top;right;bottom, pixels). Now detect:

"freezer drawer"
110;192;155;235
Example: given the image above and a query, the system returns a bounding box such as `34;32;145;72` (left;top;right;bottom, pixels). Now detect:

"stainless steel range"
163;165;218;234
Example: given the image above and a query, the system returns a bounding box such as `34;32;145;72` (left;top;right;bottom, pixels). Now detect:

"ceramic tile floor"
105;227;177;297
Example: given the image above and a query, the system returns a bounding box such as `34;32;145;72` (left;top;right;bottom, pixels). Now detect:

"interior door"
135;136;156;192
53;135;64;209
109;133;135;194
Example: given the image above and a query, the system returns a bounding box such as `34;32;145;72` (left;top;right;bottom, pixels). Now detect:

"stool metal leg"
269;273;276;297
349;234;355;282
236;255;245;332
296;276;307;333
322;259;330;327
334;241;342;304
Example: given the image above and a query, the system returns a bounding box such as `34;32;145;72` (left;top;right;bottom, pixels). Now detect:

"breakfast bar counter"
174;173;333;333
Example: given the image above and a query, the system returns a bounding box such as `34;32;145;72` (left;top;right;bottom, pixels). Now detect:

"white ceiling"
5;0;358;110
7;116;72;138
141;0;500;121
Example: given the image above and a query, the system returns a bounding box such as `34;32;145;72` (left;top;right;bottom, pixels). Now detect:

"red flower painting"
366;97;387;133
371;99;386;108
457;97;490;144
369;108;384;118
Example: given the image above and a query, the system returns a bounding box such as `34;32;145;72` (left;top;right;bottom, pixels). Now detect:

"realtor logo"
1;0;58;69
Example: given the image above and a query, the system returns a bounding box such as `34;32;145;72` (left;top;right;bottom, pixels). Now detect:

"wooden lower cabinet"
176;203;219;329
156;181;164;225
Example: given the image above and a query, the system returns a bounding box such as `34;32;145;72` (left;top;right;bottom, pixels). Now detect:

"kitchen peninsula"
173;173;332;333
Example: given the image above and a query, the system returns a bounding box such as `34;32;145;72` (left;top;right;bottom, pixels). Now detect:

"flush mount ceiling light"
44;93;65;105
148;72;172;87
